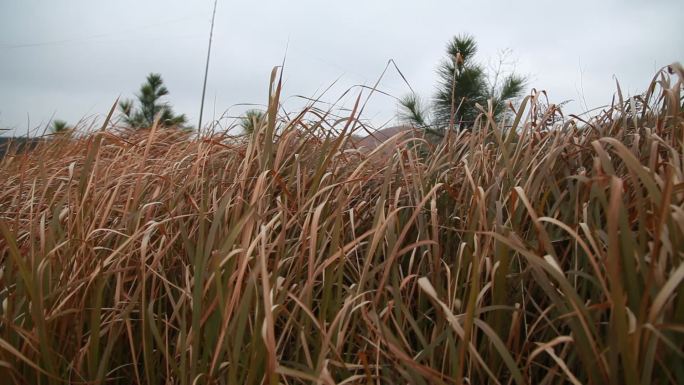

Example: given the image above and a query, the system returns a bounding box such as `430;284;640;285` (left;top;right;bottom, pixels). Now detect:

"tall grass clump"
1;64;683;384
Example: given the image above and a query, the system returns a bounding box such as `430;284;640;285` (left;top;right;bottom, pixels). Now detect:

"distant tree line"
46;34;524;139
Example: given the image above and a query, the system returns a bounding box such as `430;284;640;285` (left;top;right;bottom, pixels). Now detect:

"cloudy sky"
1;0;682;135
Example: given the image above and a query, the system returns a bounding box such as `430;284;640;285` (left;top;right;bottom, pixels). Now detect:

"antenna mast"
198;0;218;131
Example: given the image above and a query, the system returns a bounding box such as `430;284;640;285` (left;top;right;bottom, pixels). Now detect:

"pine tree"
119;73;188;129
239;109;265;134
399;34;526;133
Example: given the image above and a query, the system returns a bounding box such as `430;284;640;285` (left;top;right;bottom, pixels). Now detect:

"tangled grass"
1;64;683;384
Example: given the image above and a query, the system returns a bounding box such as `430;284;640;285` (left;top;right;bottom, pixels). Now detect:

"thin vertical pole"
198;0;218;130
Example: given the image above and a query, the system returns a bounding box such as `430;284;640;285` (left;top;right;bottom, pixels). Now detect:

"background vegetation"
400;34;526;133
119;73;189;130
0;64;683;384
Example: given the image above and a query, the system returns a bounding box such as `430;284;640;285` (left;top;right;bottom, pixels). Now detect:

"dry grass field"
0;64;683;384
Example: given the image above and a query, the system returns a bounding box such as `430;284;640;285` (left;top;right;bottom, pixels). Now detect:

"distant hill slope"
0;126;420;158
352;125;419;150
0;137;42;157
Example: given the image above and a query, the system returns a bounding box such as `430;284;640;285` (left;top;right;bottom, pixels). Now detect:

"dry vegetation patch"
0;65;683;384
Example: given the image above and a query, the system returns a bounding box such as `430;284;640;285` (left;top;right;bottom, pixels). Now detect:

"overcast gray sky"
1;0;682;135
